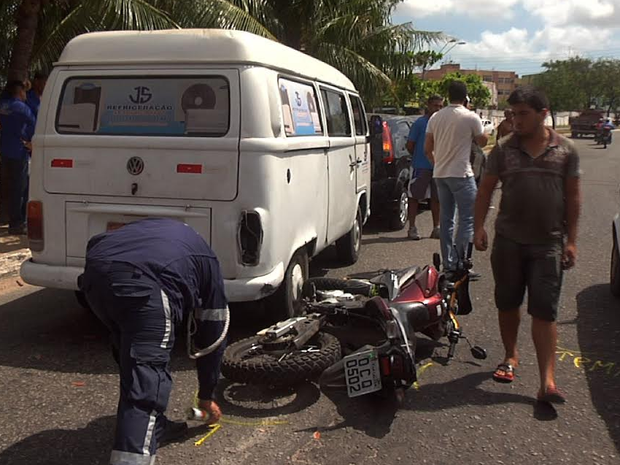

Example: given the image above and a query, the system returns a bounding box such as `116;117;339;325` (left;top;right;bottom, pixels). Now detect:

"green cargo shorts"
491;234;564;322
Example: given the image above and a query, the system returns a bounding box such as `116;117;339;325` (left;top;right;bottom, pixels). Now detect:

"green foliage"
386;71;491;111
1;0;444;101
532;56;620;115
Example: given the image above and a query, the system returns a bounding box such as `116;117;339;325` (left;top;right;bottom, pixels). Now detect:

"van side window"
279;78;323;136
320;89;351;137
349;95;367;136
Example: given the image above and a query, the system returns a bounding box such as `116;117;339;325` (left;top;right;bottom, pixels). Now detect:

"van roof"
56;29;356;91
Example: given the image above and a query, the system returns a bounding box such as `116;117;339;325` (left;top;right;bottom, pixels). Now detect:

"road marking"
194;424;221;446
413;362;434;390
556;346;619;378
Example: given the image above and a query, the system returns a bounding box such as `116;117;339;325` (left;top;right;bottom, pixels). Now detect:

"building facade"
423;63;518;104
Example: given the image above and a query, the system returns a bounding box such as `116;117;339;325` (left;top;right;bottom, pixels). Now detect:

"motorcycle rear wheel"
222;332;342;386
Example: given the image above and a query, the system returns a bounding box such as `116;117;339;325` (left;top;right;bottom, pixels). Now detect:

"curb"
0;249;30;280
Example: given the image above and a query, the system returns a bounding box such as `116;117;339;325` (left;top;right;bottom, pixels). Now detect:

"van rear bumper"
21;259;82;290
20;259;285;302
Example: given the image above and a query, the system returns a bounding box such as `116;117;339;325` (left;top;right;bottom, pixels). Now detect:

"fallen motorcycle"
221;247;487;401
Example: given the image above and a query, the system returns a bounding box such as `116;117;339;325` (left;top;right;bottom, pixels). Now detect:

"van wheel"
336;207;362;265
75;291;91;311
611;233;620;298
267;249;309;321
389;189;409;231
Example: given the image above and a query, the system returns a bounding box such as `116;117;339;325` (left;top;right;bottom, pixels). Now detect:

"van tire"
611;232;620;297
267;249;309;321
336;207;362;265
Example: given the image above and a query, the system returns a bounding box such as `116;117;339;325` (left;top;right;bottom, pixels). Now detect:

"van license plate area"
106;222;126;231
344;348;382;398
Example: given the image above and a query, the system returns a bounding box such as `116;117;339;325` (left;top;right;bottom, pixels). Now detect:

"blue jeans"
435;177;477;271
4;157;29;229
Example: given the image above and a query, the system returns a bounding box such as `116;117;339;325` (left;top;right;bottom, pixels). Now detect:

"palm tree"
2;0;442;98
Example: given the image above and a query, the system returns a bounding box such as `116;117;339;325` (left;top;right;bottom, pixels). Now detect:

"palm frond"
176;0;277;40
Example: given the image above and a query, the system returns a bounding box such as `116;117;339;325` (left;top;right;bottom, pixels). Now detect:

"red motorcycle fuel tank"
392;265;444;327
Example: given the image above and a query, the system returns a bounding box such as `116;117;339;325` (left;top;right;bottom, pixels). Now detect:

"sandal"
492;363;515;383
537;386;566;404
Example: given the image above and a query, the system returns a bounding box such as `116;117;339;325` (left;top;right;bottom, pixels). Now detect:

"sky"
393;0;620;77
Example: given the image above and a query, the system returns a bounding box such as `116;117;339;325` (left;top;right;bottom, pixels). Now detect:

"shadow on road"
0;414;217;465
0;288;261;374
216;380;321;418
0;415;115;465
576;283;620;454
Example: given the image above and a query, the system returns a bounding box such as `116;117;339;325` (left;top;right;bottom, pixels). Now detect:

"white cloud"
521;0;619;28
396;0;520;21
447;25;615;75
396;0;620;75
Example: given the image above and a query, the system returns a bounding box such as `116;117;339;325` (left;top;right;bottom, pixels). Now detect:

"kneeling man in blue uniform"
80;218;227;465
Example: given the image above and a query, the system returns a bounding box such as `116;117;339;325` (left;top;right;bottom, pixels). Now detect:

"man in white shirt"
424;81;488;271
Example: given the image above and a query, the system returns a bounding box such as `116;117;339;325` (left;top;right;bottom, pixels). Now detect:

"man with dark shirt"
496;109;514;139
474;86;581;404
0;80;36;235
26;72;47;117
80;218;227;465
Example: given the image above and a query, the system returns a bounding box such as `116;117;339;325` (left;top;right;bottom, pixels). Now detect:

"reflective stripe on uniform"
142;411;157;456
110;450;156;465
195;306;228;322
160;290;172;349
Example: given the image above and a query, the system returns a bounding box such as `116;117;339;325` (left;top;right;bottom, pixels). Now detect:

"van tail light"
27;201;44;252
51;159;73;168
237;211;263;266
381;121;394;164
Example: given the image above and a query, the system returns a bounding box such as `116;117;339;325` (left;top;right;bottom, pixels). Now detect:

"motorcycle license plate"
344;348;382;398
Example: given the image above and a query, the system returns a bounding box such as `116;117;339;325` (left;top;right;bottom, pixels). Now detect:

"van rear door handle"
350;159;362;167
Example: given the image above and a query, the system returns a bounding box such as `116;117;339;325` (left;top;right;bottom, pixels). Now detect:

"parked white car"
481;119;495;136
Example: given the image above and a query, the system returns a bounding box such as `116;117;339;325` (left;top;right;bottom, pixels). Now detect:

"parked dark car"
368;114;420;230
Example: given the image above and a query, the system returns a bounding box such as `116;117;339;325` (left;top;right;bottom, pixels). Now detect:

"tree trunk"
7;0;42;82
551;110;556;129
607;98;615;117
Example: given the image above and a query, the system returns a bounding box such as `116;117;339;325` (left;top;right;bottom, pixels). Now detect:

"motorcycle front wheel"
221;332;342;386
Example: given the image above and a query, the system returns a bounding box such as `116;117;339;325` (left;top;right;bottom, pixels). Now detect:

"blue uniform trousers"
4;157;28;229
82;263;174;465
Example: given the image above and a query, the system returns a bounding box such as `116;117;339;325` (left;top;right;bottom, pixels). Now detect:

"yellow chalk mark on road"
220;418;289;427
194;424;221;446
413;362;434;390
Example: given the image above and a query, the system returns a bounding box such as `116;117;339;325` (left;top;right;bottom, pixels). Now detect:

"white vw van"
20;29;371;318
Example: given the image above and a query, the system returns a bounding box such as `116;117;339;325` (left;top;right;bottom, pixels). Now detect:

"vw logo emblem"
127;157;144;176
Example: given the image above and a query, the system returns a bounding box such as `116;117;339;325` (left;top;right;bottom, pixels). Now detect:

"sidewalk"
0;225;30;279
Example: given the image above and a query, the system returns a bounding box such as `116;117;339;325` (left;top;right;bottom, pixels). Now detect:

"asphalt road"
1;135;619;465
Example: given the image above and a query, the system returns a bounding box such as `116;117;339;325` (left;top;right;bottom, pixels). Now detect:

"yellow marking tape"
194;424;221;446
219;418;289;427
413;362;434;390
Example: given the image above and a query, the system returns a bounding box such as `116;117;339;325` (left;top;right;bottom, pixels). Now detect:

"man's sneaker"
408;226;421;240
469;269;481;281
430;227;441;239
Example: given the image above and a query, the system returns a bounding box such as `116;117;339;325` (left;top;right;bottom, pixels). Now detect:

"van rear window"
56;76;230;137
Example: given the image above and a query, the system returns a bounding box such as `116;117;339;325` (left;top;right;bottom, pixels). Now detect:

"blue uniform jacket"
86;217;228;399
0;97;36;161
